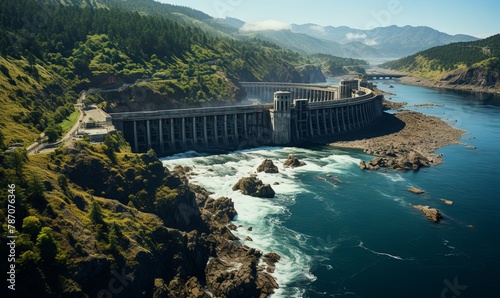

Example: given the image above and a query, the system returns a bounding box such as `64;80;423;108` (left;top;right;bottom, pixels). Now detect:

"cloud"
345;32;379;46
363;38;379;46
346;33;367;40
240;20;291;32
309;25;326;34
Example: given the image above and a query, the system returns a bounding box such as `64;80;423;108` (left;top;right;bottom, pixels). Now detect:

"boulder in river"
257;159;279;173
283;154;306;168
232;176;275;198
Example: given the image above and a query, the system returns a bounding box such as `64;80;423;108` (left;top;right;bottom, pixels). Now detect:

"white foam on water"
378;171;407;183
163;147;340;297
442;239;471;259
358;241;413;261
161;150;206;161
377;191;409;207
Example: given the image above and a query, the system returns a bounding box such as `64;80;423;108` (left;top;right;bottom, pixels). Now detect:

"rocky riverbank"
330;101;466;171
397;76;500;95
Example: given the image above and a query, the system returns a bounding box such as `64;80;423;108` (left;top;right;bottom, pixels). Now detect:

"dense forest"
0;0;306;83
0;0;351;146
381;34;500;80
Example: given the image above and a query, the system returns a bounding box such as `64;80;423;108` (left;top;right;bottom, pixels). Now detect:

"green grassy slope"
381;34;500;82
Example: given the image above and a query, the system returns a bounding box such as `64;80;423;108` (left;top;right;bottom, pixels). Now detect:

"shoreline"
395;76;500;95
329;102;466;170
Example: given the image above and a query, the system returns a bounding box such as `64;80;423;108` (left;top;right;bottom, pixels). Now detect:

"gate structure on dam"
110;80;383;154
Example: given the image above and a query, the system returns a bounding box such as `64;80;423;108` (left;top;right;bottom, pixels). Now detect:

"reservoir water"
162;81;500;297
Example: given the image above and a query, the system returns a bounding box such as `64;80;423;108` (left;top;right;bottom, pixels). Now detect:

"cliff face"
440;66;500;88
23;140;279;297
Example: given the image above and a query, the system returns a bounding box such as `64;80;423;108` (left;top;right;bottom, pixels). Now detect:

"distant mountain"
291;24;479;58
381;34;500;90
244;29;382;58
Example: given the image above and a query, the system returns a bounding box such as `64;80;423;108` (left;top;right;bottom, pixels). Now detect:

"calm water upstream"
162;81;500;297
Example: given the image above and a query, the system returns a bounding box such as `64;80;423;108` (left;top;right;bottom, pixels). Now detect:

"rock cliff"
35;142;279;297
440;65;500;89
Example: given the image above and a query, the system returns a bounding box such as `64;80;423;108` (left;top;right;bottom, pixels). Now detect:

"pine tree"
89;201;104;224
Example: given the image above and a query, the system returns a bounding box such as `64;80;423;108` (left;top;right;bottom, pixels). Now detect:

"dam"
110;80;383;154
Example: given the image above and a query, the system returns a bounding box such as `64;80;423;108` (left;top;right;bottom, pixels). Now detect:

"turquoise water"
162;81;500;297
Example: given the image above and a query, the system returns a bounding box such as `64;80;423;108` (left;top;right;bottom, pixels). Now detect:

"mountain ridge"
220;17;479;58
289;23;479;58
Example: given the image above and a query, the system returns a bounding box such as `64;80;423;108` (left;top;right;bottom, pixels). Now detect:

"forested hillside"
381;34;500;89
0;0;331;145
310;54;368;76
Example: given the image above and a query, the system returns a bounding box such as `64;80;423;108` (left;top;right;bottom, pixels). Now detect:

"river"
162;80;500;297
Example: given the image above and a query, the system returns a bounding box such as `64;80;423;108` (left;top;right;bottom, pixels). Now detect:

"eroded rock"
204;197;237;224
205;242;278;298
257;159;279;173
283;154;306;168
408;187;425;194
413;205;443;222
440;199;454;205
232;176;275;198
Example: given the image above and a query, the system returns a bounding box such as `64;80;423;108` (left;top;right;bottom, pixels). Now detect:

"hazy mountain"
292;24;479;57
245;30;382;58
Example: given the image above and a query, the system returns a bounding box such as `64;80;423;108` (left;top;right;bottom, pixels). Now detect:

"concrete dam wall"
110;80;383;154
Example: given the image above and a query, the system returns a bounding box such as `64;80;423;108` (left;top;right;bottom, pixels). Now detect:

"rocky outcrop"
232;176;275;198
413;205;443;223
360;149;431;171
383;99;406;110
155;276;209;298
283;154;306;168
263;253;281;274
205;241;279;298
203;197;237;224
333;111;465;171
441;65;499;88
408;187;425;194
397;64;500;94
38;141;280;298
440;199;454;205
257;159;279;173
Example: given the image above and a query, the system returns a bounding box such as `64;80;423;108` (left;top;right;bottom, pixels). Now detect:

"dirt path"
28;98;84;155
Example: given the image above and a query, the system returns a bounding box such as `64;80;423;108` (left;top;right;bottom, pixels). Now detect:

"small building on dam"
110;80;383;154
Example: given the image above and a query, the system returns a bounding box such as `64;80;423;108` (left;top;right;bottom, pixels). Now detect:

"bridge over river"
110;80;383;154
365;69;408;80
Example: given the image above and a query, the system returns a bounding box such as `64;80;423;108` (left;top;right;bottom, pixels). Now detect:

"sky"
156;0;500;38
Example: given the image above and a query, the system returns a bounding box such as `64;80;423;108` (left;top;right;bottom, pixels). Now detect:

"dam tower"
270;91;292;144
